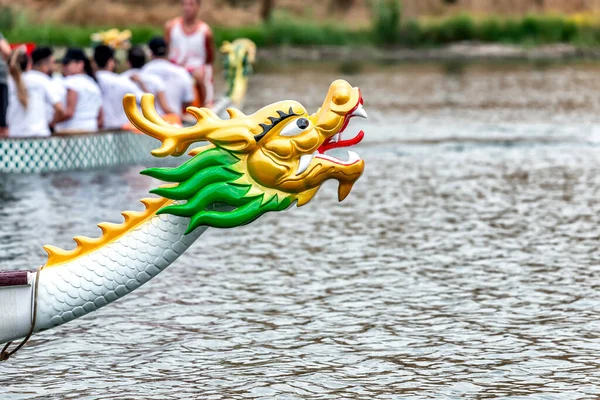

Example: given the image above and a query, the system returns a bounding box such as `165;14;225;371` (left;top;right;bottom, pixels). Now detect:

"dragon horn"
123;94;224;157
140;94;174;128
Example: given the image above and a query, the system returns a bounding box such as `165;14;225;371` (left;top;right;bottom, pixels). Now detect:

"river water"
2;61;600;398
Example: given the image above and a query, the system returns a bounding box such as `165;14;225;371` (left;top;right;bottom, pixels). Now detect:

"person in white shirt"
142;37;194;117
121;45;174;115
94;45;145;130
165;0;215;107
28;47;66;128
0;33;13;137
54;48;103;133
48;73;67;126
6;48;64;138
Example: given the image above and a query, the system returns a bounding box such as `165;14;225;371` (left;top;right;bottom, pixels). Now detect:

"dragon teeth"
351;104;367;119
347;150;360;163
296;153;314;175
298;150;360;175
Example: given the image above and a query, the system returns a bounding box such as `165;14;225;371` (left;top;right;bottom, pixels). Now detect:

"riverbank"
257;43;600;63
6;12;600;64
5;13;600;48
34;42;600;66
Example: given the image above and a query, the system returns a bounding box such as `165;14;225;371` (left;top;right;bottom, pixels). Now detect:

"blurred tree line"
219;0;358;22
4;0;600;47
218;0;274;21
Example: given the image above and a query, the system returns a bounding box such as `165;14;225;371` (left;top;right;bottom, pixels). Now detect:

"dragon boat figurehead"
0;79;368;358
122;79;366;233
245;79;366;204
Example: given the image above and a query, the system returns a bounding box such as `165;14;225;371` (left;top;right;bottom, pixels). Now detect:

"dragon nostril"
333;88;351;105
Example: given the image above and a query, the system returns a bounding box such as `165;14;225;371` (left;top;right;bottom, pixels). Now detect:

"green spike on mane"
143;147;294;233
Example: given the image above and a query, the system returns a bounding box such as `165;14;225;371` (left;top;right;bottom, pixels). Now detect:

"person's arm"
54;89;77;123
156;91;175;115
97;107;104;130
150;77;175;115
129;74;150;93
164;20;173;47
0;36;11;61
8;51;27;108
205;27;215;66
181;74;195;111
125;77;146;106
50;103;65;128
45;81;64;128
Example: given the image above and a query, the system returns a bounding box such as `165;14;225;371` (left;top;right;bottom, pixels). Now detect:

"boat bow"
0;79;367;360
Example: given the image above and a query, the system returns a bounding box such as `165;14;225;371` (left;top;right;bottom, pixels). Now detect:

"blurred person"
54;48;103;133
30;47;65;127
6;48;65;138
50;60;67;114
0;33;12;136
165;0;215;107
121;46;175;115
93;44;145;130
142;37;194;117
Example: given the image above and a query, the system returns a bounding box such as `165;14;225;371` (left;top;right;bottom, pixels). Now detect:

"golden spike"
245;184;266;198
219;41;232;53
157;183;179;189
338;181;355;202
43;197;172;268
73;236;92;247
231;172;288;206
297;187;320;206
226;108;246;119
97;222;122;233
123;94;225;157
188;143;215;157
140;95;173;128
244;39;257;64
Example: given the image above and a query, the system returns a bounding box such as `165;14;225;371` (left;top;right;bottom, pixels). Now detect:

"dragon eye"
280;118;310;137
296;118;309;129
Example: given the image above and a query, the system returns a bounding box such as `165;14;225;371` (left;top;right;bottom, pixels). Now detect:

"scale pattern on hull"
34;210;207;331
0;132;159;173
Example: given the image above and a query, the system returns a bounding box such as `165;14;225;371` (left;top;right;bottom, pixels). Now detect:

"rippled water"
3;62;600;398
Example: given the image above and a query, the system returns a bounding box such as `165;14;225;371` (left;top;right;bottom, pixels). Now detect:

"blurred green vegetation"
3;3;600;48
370;0;402;45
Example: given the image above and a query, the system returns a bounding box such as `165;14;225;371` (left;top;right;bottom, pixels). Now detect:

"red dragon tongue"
337;130;364;148
319;130;365;154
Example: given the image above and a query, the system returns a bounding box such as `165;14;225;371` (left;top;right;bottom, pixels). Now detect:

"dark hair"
31;47;53;66
148;36;168;57
63;48;96;81
62;48;87;65
127;46;146;69
16;52;29;72
83;57;96;82
93;45;115;69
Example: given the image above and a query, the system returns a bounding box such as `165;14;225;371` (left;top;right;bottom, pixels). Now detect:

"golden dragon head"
123;79;366;233
91;29;132;50
220;39;256;106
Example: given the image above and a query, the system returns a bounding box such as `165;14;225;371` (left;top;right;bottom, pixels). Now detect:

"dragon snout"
328;80;362;115
291;81;366;202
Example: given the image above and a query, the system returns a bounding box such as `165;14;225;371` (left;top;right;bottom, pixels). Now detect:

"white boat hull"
0;99;232;174
0;131;160;174
0;209;209;345
0;272;35;345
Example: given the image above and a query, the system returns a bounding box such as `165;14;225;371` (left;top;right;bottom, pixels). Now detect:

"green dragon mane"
142;147;294;234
